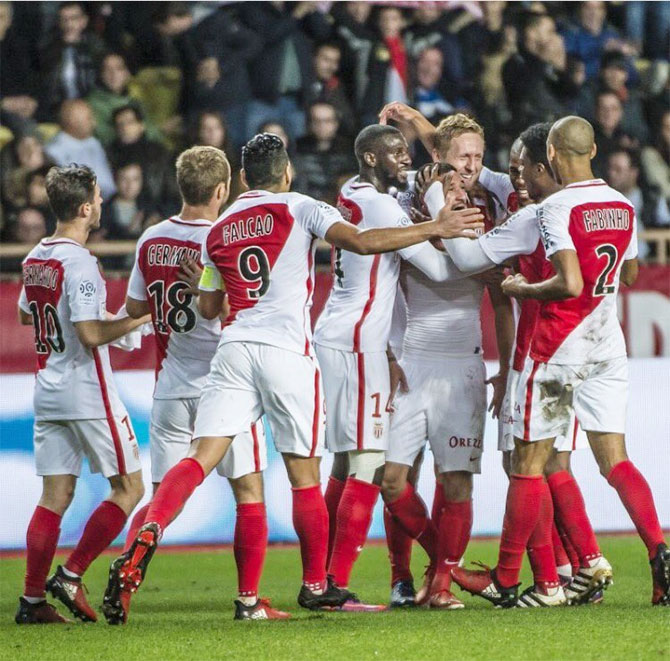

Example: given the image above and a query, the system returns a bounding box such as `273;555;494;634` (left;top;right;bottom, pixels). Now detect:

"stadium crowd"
1;0;669;263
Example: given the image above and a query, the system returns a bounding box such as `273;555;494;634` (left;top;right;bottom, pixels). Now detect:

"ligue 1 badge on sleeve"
373;422;384;439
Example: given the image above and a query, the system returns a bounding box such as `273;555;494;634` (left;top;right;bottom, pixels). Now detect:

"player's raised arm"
379;102;436;155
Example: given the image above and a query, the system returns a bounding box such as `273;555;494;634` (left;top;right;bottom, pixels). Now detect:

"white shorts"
34;411;141;478
150;397;267;482
514;356;628;442
193;342;325;458
316;345;390;454
499;370;589;452
387;354;486;474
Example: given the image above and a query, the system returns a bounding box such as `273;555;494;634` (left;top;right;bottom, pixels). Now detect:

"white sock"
23;596;45;604
61;566;79;580
238;595;257;607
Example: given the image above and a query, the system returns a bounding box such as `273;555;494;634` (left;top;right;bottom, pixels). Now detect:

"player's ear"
431;148;440;164
363;151;376;167
284;160;293;187
78;200;90;220
240;168;249;191
547;142;556;163
590;142;597;160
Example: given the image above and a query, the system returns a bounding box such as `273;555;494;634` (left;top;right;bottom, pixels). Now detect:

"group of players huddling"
15;100;670;624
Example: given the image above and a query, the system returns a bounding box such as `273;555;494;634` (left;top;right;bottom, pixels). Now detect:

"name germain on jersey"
23;263;60;289
147;243;200;266
223;214;274;245
583;207;630;232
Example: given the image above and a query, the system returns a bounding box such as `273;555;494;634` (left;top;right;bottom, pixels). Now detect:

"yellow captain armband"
199;265;223;292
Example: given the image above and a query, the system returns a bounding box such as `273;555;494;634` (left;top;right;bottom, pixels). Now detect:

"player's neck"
358;169;384;193
556;160;596;186
178;204;217;223
50;219;91;246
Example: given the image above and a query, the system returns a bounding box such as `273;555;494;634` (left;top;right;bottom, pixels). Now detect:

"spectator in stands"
503;12;576;133
38;1;106;120
361;6;410;123
102;163;160;241
87;53;161;147
258;121;291;153
592;90;639;177
292;102;356;204
25;165;58;233
1;133;52;210
305;42;356;137
134;3;196;69
641;111;670;225
12;207;47;244
0;1;39;134
331;1;376;110
625;1;670;61
404;3;465;103
107;104;176;212
561;1;635;80
242;1;332;140
45;99;116;198
183;5;261;147
412;47;454;124
577;51;648;143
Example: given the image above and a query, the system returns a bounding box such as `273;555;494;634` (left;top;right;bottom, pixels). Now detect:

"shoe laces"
471;560;492;572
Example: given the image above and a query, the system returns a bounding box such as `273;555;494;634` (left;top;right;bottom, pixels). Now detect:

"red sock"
384;506;413;585
234;503;268;599
145;458;204;531
433;500;473;592
557;521;580;575
547;470;600;565
431;482;446;525
292;485;329;589
324;476;345;566
124;503;150;553
526;482;559;589
386;484;437;563
551;521;571;570
496;475;544;588
607;460;665;559
328;477;380;587
65;501;127;576
24;506;61;598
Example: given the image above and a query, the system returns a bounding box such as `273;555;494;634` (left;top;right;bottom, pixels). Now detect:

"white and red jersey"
534;179;637;364
18;238;125;421
313;177;424;353
202;189;342;356
127;217;220;399
479;167;519;217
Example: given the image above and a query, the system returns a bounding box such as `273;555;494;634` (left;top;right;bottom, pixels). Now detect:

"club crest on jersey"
373;422;384;439
223;214;274;246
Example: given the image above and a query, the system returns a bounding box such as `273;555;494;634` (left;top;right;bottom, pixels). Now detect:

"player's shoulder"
28;238;97;268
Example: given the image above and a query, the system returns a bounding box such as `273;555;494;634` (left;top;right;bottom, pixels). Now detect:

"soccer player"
380;165;514;610
451;116;670;607
15;165;147;624
102;146;280;623
314;125;476;610
111;133;485;613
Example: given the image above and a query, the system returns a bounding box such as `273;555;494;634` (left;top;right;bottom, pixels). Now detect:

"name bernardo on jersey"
23;263;60;289
222;214;274;246
582;207;631;232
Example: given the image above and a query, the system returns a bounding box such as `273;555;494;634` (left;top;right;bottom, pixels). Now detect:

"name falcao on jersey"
222;214;274;246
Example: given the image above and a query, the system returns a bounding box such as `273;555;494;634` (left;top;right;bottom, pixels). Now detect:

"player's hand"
177;257;203;296
501;273;529;299
409;206;431;225
435;206;484;239
388;358;408;410
415;163;442;201
379;102;418;126
486;372;507;419
472;266;506;287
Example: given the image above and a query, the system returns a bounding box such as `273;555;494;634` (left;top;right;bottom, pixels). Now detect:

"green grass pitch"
1;535;668;660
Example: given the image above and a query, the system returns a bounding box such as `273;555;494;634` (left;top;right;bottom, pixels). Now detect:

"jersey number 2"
593;244;618;296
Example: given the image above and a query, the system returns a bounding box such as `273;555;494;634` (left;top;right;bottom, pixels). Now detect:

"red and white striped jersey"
313;177;424;353
18;238;125;421
202;189;342;356
127;217;220;399
534;179;637;364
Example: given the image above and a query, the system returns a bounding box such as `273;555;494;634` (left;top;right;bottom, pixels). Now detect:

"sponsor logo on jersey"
449;436;482;449
79;280;96;298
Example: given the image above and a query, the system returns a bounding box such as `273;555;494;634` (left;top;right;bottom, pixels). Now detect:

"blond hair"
176;146;231;206
434;113;485;156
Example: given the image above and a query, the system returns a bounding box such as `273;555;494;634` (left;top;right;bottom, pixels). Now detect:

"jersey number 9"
238;246;270;299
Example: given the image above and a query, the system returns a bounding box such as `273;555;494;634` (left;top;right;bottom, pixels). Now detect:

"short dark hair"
242;133;289;189
609;147;640;170
58;1;85;15
315;41;341;55
354;124;402;168
112;103;143;124
596;89;621;105
519;122;553;172
600;51;627;71
45;164;97;222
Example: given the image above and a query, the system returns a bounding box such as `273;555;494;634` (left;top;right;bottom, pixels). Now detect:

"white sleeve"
441;237;495;274
18;287;29;313
300;198;344;239
478;206;541;265
538;198;575;257
479;167;513;203
624;212;639;259
424;182;445;218
66;256;105;323
126;244;147;301
405;242;470;282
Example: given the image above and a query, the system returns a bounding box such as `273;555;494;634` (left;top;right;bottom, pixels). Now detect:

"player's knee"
229;472;264;504
440;471;473;501
330;452;349;481
40;484;75;515
381;463;408;501
501;451;512;477
348;450;385;484
545;450;571;477
110;471;145;506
